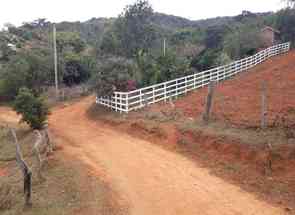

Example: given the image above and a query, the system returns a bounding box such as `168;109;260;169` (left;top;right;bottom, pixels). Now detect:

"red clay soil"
150;51;295;128
48;97;289;215
0;167;7;177
94;111;295;212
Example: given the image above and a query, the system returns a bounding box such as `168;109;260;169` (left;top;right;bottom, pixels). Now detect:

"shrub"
0;50;52;101
191;49;220;71
94;57;136;97
13;88;49;129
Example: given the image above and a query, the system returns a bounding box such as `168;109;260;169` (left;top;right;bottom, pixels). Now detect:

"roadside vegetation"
1;0;295;100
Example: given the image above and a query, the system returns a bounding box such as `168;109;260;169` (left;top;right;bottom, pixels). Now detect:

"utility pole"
163;38;166;57
53;23;59;98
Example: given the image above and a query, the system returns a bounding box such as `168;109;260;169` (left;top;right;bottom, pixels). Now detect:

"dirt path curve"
49;97;286;215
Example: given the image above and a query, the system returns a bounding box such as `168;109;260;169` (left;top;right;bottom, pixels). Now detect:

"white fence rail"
96;42;291;113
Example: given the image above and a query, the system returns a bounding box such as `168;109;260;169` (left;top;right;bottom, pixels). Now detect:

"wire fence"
96;42;291;113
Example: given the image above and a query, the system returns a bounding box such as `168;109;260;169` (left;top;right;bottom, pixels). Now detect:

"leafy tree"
214;52;232;66
171;28;205;45
223;25;262;59
61;53;93;86
13;87;49;129
190;49;220;71
22;18;50;29
101;0;156;57
134;50;157;86
94;58;135;97
135;50;193;86
56;32;86;53
204;25;228;49
153;53;192;83
0;42;16;61
55;31;92;86
100;31;120;55
0;50;52;100
276;8;295;47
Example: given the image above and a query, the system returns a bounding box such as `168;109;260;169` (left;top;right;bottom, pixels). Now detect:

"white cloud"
0;0;285;27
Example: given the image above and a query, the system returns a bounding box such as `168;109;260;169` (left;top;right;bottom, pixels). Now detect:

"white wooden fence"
96;42;291;113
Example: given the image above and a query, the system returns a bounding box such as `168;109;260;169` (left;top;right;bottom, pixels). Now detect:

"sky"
0;0;286;28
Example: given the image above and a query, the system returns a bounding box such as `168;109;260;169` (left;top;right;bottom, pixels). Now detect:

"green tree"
205;25;228;49
101;0;156;57
13;87;49;129
56;31;86;53
0;42;15;61
135;50;193;86
100;31;121;55
94;58;135;97
276;8;295;47
214;52;232;66
223;25;262;59
0;50;52;101
190;49;220;71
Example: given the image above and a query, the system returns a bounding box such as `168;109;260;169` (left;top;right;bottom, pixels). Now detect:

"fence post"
164;83;167;102
153;87;155;103
126;93;129;113
261;81;267;129
140;90;143;107
203;81;215;124
115;93;118;112
193;74;196;89
119;93;122;114
176;80;178;98
185;77;188;94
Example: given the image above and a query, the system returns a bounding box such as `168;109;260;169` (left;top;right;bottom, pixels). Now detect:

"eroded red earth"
151;51;295;128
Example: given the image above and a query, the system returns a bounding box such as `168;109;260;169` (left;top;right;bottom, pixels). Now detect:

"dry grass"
177;119;289;146
0;123;126;215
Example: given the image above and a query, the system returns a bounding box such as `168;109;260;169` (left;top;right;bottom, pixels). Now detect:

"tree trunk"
9;129;32;207
43;128;53;154
33;130;44;181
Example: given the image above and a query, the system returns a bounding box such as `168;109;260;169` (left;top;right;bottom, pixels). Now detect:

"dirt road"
49;97;286;215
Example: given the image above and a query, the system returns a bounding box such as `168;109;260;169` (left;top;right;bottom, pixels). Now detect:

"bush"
94;57;136;97
191;49;220;71
223;25;263;59
276;8;295;47
0;50;52;101
13;88;49;129
135;50;193;86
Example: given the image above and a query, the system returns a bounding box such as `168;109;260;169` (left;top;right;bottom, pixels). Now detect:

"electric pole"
163;38;166;56
53;23;58;98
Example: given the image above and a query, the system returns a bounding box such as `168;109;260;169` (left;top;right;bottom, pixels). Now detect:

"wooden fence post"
126;93;129;113
10;129;32;207
120;93;122;114
140;90;143;107
202;81;215;124
176;80;178;98
164;83;167;102
153;87;155;103
193;74;196;89
261;81;267;129
185;77;188;94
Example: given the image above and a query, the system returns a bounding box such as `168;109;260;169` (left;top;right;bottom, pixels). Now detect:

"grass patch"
177;119;289;147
